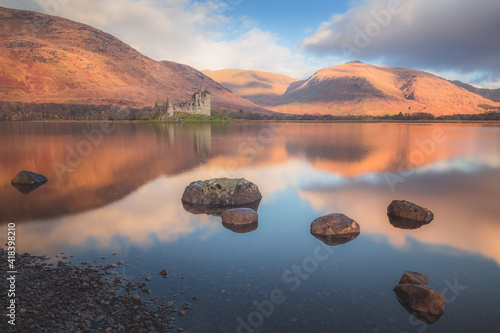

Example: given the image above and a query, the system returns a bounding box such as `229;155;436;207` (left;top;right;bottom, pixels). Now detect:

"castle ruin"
156;87;211;119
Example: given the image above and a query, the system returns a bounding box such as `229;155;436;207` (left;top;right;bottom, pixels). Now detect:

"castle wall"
156;87;211;119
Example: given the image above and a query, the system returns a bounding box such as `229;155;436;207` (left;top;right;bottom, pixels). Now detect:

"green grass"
157;112;232;123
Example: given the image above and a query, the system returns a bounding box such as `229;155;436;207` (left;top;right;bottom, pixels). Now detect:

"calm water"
1;122;500;332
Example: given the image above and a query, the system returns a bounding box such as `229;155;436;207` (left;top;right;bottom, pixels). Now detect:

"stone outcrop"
310;213;360;246
182;178;262;207
393;271;444;324
387;200;434;225
11;170;48;194
157;87;211;119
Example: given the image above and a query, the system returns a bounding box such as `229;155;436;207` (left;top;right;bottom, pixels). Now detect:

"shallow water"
1;122;500;332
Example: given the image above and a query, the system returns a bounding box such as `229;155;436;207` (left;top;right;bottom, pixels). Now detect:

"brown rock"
310;214;360;246
159;269;168;278
393;284;444;316
181;178;262;207
388;214;429;230
222;222;258;234
398;271;429;286
387;200;434;223
221;208;258;225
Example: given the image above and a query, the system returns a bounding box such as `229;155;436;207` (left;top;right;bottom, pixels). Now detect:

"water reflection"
0;122;499;267
387;214;431;230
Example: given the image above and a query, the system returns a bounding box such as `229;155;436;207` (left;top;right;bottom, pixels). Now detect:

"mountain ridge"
0;6;271;114
205;62;500;116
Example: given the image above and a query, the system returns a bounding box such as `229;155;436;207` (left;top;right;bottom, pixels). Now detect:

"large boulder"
387;200;434;224
310;213;360;246
11;170;48;194
393;271;444;324
182;178;262;211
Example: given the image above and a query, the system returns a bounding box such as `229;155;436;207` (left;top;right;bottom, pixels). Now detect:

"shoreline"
0;249;190;332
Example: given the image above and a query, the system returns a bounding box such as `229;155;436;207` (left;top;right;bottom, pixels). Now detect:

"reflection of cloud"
17;174;221;254
297;168;500;265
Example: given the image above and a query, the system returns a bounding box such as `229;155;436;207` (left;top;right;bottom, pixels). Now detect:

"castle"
156;87;211;119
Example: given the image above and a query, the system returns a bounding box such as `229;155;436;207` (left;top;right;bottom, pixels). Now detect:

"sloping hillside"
0;6;270;114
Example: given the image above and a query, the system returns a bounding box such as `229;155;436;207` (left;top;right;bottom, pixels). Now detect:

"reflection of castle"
156;87;211;119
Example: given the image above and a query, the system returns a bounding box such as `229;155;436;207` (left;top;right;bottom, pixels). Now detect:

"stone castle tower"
156;87;211;119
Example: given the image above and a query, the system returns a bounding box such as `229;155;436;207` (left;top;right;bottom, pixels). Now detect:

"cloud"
0;0;331;79
301;0;500;82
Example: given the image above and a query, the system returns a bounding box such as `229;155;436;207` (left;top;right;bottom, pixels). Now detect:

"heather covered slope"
0;6;270;114
202;69;298;106
205;62;499;116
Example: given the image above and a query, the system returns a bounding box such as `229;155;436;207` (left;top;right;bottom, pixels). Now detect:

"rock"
11;170;48;184
388;214;429;230
310;214;360;246
178;311;186;316
393;271;444;324
181;178;262;214
222;222;258;234
393;284;445;315
221;208;258;225
159;269;168;278
131;294;141;304
398;271;429;286
11;170;48;194
387;200;434;224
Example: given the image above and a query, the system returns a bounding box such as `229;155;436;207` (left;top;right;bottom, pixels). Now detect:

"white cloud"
301;0;500;82
0;0;333;79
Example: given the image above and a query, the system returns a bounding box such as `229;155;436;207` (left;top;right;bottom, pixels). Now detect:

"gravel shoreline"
1;249;188;332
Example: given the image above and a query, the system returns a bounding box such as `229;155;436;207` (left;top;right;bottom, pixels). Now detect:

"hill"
207;62;499;116
449;80;500;103
202;69;298;106
0;6;270;114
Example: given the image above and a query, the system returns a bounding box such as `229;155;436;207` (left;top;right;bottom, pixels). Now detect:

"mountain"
0;6;269;114
207;62;499;116
202;69;298;106
449;80;500;103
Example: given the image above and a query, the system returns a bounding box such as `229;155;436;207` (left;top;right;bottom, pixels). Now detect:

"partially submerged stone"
181;178;262;215
393;271;444;324
222;222;259;234
221;208;258;225
387;200;434;224
221;208;258;234
310;213;360;246
398;271;429;286
11;170;48;194
388;214;429;230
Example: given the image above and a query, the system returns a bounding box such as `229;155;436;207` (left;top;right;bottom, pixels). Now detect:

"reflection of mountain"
0;123;213;222
2;123;499;226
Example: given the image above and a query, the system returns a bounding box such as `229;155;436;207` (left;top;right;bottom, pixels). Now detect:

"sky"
1;0;500;87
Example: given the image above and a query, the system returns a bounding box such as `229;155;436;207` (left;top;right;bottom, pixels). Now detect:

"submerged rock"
310;213;360;246
11;170;48;194
393;271;444;324
387;200;434;224
222;222;258;234
388;214;430;230
398;271;429;286
182;200;261;216
182;178;262;216
221;208;258;225
221;208;259;233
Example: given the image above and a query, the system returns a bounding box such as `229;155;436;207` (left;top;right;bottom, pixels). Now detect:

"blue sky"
1;0;499;88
